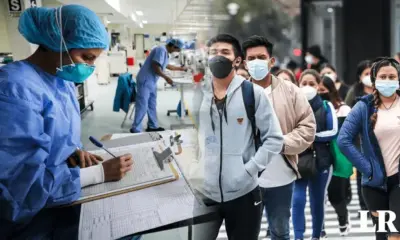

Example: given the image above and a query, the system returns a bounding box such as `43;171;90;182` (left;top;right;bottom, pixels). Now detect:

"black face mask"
208;56;234;79
319;92;330;101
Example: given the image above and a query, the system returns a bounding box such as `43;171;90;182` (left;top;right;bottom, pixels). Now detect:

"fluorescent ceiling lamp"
136;11;143;16
142;20;148;24
139;23;143;28
131;13;137;22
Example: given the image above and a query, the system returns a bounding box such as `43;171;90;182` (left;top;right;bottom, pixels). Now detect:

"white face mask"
361;75;373;87
305;55;313;65
324;73;337;82
301;85;318;100
246;59;270;81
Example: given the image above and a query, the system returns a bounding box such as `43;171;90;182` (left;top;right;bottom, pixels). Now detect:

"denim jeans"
292;167;332;239
262;182;294;240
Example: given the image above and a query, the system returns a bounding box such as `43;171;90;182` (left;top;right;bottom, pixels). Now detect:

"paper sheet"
79;168;206;240
80;141;176;201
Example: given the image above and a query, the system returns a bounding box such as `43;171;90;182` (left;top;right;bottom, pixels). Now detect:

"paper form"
80;141;176;201
110;133;133;140
79;167;206;240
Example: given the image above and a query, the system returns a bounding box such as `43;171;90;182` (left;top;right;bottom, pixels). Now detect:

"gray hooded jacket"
191;75;284;202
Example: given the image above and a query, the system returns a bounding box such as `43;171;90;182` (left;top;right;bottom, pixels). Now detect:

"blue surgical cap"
167;38;184;49
18;5;109;52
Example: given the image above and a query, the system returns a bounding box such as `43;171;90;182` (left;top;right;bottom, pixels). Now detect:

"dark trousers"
0;205;81;240
193;187;263;240
357;170;367;210
363;174;400;240
262;182;293;240
328;175;349;225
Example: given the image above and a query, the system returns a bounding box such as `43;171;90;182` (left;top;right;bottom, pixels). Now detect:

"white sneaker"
339;216;351;236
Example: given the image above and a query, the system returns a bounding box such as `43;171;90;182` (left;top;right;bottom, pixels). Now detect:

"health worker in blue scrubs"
131;39;187;133
0;5;134;239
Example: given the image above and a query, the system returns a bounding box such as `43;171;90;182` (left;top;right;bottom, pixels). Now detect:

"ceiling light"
142;20;148;24
327;7;333;13
106;20;110;24
139;23;143;28
131;13;136;22
136;11;143;16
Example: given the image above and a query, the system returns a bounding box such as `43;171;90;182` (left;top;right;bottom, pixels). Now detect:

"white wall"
0;0;11;53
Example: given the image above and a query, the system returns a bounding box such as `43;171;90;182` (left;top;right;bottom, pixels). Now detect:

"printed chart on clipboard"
76;140;179;204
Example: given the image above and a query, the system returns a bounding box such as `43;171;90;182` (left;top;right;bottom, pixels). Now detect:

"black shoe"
146;127;165;132
320;229;327;239
129;128;135;133
266;228;271;238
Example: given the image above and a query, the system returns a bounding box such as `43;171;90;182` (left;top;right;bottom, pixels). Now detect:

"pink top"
374;98;400;176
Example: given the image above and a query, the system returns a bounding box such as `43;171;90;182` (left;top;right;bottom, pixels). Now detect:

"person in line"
130;38;187;133
190;34;284;240
305;45;328;72
338;57;400;240
286;59;299;76
236;63;250;79
318;76;353;236
292;70;338;240
343;60;373;218
320;63;349;101
242;35;316;240
276;69;298;86
0;5;134;238
394;52;400;63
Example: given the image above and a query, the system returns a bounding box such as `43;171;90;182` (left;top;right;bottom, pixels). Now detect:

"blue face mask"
246;59;270;81
375;80;399;97
56;63;95;83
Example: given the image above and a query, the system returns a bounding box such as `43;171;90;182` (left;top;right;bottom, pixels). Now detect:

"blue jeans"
262;182;294;240
292;168;332;239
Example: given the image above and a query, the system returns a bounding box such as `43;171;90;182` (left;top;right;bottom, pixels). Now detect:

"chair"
121;102;135;128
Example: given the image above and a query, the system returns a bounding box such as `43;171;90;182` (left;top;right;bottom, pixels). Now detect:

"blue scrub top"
0;61;82;225
137;46;169;83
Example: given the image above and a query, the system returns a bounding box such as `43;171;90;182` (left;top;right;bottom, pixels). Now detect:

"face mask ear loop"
56;7;74;71
55;7;63;72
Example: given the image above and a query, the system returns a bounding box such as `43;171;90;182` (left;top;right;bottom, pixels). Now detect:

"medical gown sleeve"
151;47;167;67
0;96;81;223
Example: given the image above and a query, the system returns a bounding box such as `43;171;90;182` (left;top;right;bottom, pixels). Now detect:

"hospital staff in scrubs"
0;5;134;239
131;39;187;133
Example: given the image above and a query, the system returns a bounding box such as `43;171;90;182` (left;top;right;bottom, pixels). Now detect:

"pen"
89;136;117;158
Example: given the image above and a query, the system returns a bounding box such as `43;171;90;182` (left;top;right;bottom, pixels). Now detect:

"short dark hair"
242;35;274;58
207;34;242;58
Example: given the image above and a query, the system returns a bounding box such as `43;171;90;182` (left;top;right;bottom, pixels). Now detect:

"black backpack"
241;81;265;176
241;80;262;151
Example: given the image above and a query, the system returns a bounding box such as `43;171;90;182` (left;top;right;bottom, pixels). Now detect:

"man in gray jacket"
191;34;284;240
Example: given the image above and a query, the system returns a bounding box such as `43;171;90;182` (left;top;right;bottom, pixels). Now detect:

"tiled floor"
80;77;375;240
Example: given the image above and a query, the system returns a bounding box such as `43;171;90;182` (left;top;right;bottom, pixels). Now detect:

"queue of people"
190;32;400;240
1;4;400;240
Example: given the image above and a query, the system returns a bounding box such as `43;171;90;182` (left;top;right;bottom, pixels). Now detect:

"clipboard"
64;135;180;206
68;162;179;206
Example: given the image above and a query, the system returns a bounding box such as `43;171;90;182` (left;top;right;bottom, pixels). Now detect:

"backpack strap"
241;81;261;151
241;81;263;177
